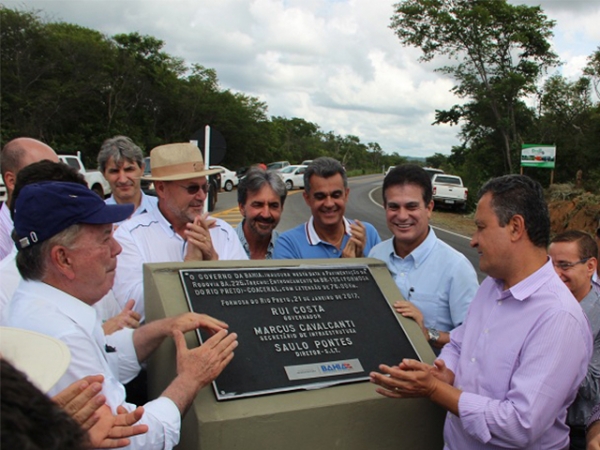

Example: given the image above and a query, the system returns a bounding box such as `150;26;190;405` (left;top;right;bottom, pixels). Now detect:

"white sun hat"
0;326;71;392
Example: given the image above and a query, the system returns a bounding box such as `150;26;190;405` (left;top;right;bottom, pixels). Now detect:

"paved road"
212;174;485;282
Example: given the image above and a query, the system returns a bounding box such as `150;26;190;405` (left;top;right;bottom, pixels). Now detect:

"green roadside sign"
521;144;556;169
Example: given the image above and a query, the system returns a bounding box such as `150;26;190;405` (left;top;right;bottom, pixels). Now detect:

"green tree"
584;47;600;99
425;153;447;169
533;73;599;187
390;0;559;174
1;7;387;174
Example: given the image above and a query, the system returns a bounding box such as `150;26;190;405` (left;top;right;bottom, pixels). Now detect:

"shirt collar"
153;203;179;238
305;216;351;246
236;220;251;255
24;280;98;331
390;227;437;266
504;257;556;302
0;201;12;224
236;219;280;259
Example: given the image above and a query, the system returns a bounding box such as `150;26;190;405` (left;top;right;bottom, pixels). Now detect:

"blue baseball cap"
13;181;134;249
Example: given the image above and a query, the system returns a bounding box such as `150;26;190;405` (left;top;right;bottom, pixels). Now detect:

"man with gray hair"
236;167;287;259
98;136;157;224
273;156;380;259
8;180;238;450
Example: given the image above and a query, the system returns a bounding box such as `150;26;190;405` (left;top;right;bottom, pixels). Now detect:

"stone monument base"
145;259;446;450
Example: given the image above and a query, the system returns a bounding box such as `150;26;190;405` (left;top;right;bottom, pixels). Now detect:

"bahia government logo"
285;358;363;380
320;361;354;374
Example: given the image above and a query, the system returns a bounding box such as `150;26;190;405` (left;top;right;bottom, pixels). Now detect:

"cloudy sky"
6;0;600;158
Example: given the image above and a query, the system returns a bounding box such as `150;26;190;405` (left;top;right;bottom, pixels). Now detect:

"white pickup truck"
59;153;111;198
431;173;468;211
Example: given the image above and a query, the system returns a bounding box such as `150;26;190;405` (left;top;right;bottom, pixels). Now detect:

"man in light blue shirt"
368;164;478;351
273;157;380;259
370;174;592;449
98;136;157;226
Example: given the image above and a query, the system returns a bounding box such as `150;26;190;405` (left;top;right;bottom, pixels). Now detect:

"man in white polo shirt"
112;143;247;320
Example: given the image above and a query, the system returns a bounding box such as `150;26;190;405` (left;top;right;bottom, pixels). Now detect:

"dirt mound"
547;185;600;237
430;184;600;238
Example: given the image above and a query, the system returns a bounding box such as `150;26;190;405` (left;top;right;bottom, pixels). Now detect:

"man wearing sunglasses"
549;230;600;450
112;143;247;321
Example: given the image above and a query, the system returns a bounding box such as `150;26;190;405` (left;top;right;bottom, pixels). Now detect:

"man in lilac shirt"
370;174;593;449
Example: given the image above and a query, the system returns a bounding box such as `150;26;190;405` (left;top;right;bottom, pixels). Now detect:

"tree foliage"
0;6;403;174
391;0;559;174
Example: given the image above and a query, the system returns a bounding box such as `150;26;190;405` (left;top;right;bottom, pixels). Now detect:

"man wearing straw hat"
112;143;247;320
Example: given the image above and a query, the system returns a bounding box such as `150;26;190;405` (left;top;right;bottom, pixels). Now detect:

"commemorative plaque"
180;264;421;400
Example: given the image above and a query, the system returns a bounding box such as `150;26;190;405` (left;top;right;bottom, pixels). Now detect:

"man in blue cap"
8;181;238;450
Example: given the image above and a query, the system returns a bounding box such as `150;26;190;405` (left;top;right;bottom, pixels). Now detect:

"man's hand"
342;220;367;258
88;405;148;449
52;375;106;430
370;359;438;399
588;420;600;450
394;300;426;337
132;312;229;364
163;328;238;415
370;358;460;415
173;328;238;390
102;299;141;335
52;375;148;448
170;312;229;335
431;359;455;385
184;213;218;261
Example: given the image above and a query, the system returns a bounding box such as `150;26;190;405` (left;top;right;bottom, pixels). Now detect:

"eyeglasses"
174;183;209;195
553;257;591;271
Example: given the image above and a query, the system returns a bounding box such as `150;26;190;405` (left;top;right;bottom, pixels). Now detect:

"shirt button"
400;272;405;277
484;329;489;334
471;357;476;362
498;300;503;305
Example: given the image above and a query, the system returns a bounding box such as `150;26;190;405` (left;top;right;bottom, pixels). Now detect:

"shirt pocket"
410;293;442;330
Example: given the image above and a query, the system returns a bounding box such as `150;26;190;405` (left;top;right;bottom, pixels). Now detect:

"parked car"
236;166;249;179
423;167;444;180
300;159;313;166
278;165;308;190
58;153;111;198
431;173;468;211
385;166;444;179
210;165;239;192
140;156;154;194
141;156;220;212
266;161;290;172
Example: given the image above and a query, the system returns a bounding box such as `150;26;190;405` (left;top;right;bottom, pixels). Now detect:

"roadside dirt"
430;209;476;237
431;186;600;239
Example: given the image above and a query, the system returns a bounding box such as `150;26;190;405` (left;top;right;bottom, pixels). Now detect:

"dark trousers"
569;424;586;450
124;368;148;406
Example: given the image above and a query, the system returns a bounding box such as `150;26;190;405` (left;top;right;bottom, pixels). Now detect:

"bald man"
0;138;58;260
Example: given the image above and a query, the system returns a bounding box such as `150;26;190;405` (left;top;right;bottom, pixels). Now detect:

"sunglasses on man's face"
174;182;209;195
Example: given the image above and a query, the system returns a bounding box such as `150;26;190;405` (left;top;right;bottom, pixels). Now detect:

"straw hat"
143;143;221;181
0;327;71;392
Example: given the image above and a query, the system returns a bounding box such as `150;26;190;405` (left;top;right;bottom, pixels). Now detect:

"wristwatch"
427;328;440;343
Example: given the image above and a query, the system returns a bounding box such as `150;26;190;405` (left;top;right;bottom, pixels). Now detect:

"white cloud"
5;0;599;157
